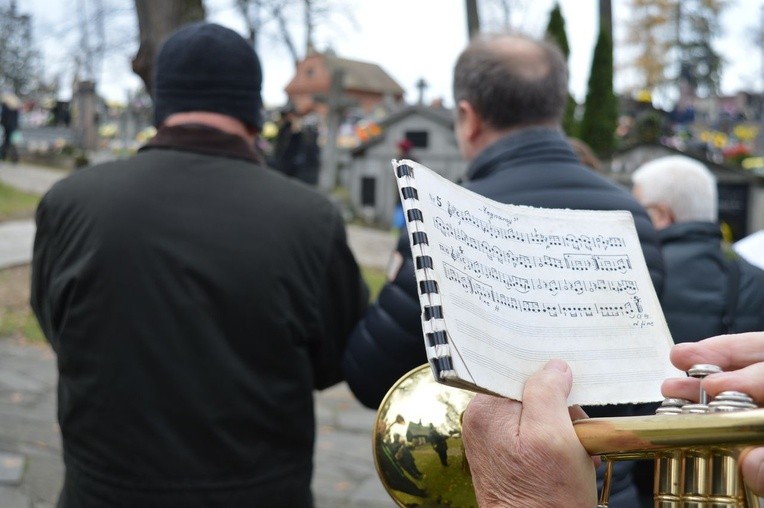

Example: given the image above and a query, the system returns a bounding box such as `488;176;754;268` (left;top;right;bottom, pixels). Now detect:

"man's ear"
651;203;676;229
457;100;482;143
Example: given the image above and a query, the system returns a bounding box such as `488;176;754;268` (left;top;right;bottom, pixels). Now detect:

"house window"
361;177;376;206
405;130;429;148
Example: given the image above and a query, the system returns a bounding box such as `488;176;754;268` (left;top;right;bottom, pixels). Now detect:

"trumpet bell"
373;364;476;507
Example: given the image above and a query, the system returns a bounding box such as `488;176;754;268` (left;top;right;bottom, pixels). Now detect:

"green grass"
0;309;44;343
361;265;387;302
387;439;477;507
0;181;40;220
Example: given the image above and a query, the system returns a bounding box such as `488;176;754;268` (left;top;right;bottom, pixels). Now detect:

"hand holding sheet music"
394;159;682;406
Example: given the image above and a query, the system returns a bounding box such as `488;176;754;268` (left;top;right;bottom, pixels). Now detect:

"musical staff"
440;245;639;295
433;207;627;252
443;263;647;320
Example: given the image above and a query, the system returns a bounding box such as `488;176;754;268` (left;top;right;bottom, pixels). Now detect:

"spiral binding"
395;160;455;381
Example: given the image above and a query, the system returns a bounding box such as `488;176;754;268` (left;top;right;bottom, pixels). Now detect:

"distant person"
632;155;764;343
1;92;21;163
375;417;427;498
342;32;664;508
428;424;449;467
295;121;320;186
272;103;316;184
388;417;423;481
31;22;368;508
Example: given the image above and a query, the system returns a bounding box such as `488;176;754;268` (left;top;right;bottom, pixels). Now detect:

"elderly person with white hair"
631;155;764;344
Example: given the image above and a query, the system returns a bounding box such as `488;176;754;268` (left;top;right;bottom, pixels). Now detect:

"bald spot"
485;35;551;81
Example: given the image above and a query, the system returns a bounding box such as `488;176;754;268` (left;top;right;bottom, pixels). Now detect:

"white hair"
632;155;717;222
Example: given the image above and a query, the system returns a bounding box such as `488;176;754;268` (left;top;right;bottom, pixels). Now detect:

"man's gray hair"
452;32;568;129
632;155;718;222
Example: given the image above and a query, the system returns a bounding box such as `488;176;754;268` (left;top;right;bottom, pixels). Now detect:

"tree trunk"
132;0;205;95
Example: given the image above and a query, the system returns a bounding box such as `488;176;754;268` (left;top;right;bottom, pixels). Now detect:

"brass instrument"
373;364;764;507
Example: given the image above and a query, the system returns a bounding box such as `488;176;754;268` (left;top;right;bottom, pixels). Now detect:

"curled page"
393;158;683;406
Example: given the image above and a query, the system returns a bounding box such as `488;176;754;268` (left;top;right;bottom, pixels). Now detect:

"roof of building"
610;141;758;182
324;52;405;96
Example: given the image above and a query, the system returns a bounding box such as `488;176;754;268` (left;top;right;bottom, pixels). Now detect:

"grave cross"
415;77;428;105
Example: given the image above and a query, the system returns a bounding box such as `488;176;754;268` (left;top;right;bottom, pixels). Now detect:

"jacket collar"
658;221;722;245
465;126;577;181
140;124;262;164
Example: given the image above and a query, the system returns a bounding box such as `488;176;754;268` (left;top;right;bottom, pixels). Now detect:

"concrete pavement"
0;221;35;270
0;160;399;507
0;163;68;196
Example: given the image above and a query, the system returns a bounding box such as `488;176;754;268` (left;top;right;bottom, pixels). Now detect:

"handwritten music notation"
443;263;648;322
424;192;656;326
431;205;627;252
440;244;638;295
442;243;634;276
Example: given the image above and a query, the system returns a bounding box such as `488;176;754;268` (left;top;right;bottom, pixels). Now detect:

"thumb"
521;359;573;427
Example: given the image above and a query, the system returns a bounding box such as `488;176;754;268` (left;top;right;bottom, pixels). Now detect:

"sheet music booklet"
393;159;682;406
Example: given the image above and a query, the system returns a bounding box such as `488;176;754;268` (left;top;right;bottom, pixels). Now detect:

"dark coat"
659;221;764;342
342;127;664;508
31;124;368;508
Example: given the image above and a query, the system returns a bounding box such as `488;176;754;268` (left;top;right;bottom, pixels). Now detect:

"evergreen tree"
579;26;618;156
544;3;577;136
545;3;569;58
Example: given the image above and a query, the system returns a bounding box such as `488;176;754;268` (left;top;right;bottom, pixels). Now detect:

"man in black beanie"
31;22;368;508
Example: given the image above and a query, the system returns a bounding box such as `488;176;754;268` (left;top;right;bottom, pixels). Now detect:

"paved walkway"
0;160;398;507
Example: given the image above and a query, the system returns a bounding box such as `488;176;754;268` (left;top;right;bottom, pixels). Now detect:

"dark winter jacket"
659;221;764;342
342;127;665;508
31;124;368;508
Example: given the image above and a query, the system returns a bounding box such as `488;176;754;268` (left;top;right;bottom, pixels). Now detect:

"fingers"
662;363;764;405
701;363;764;405
670;333;764;372
739;446;764;496
661;377;701;401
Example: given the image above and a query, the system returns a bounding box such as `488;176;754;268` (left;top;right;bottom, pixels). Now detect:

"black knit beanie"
153;22;263;129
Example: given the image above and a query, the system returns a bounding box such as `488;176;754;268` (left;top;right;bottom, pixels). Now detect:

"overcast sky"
21;0;764;108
